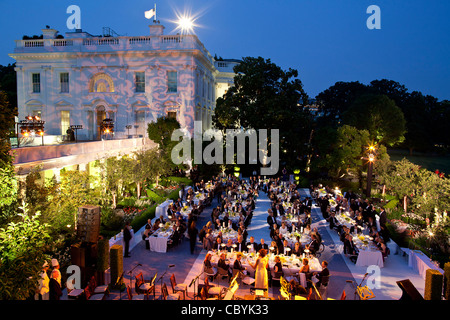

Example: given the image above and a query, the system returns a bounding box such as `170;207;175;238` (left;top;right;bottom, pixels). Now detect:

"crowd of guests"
311;185;391;263
199;176;330;296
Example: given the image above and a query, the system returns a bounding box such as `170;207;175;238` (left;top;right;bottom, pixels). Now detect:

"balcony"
12;34;214;64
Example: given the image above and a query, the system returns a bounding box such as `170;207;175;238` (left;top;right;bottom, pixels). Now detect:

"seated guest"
282;239;292;256
258;238;269;251
274;256;284;277
217;252;232;278
279;222;289;236
213;237;224;251
328;211;342;234
203;253;216;279
225;238;234;252
343;234;359;263
292;241;304;256
312;260;330;288
246;236;259;253
267;209;277;229
269;241;280;255
306;234;320;256
234;235;246;253
299;258;310;274
233;252;247;277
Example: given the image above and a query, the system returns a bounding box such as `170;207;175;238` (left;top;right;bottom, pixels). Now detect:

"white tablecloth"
356;249;384;268
208;251;321;282
408;250;444;280
155;200;173;219
148;235;169;253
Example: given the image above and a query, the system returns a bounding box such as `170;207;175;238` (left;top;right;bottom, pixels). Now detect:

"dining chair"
135;272;154;298
89;275;109;297
216;267;230;287
170;273;187;299
126;285;145;300
84;284;105;300
162;283;180;300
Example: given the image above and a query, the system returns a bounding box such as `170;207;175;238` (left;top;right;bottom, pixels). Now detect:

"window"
135;72;145;93
32;73;40;93
167;111;177;119
61;110;70;135
60;72;69;93
167;71;177;93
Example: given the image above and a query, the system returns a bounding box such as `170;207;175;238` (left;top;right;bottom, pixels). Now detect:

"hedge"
131;187;181;232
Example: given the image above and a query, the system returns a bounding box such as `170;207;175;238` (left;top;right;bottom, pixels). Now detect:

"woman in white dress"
249;249;269;290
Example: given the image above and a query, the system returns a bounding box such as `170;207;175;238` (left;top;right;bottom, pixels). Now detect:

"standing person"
35;261;50;300
51;259;61;286
249;249;269;291
188;220;198;254
123;221;132;258
49;270;62;300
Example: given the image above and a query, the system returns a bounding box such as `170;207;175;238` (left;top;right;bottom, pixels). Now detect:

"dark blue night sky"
1;0;449;100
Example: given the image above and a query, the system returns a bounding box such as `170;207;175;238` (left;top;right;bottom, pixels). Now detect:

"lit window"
61;110;70;135
167;71;177;93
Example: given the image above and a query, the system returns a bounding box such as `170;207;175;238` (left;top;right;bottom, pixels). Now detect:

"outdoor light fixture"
16;115;45;147
364;144;377;197
100;118;114;139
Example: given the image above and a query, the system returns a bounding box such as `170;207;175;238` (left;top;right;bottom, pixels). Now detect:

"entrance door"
96;106;106;140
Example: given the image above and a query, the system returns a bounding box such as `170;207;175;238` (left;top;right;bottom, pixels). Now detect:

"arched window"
89;73;115;93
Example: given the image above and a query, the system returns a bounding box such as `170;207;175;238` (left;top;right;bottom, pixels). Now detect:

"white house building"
9;22;239;143
9;22;239;179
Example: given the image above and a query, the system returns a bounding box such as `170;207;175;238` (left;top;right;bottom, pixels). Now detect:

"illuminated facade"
9;23;239;142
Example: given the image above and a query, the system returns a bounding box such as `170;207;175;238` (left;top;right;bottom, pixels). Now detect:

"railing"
53;40;73;47
129;37;151;45
24;40;44;47
83;38;120;46
14;35;213;64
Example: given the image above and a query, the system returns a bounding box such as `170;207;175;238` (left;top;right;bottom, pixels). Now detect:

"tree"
0;204;51;300
343;94;406;147
130;148;161;198
0;90;16;164
0;159;18;225
147;116;185;174
314;125;371;180
212;56;311;170
44;168;98;233
315;81;369;127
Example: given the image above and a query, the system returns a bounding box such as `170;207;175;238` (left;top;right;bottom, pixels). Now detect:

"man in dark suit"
234;235;246;253
343;234;358;263
378;207;387;229
267;209;277;229
123;221;132;258
313;260;330;288
246;236;259;253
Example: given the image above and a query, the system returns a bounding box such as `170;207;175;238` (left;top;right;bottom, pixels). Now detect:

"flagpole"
154;3;157;22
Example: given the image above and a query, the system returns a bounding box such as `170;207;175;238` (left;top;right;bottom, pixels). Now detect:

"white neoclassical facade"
9;23;239;143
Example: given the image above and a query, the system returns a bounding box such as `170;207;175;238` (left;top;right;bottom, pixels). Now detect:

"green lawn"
388;149;450;174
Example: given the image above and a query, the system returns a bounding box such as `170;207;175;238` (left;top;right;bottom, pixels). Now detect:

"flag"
145;9;155;19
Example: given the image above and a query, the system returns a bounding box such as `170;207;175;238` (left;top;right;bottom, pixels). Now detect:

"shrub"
424;269;443;300
109;245;123;289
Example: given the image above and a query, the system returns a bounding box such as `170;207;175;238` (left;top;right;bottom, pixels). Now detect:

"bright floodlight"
177;16;194;34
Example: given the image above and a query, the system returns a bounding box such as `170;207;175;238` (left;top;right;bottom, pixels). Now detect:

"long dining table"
207;250;322;288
